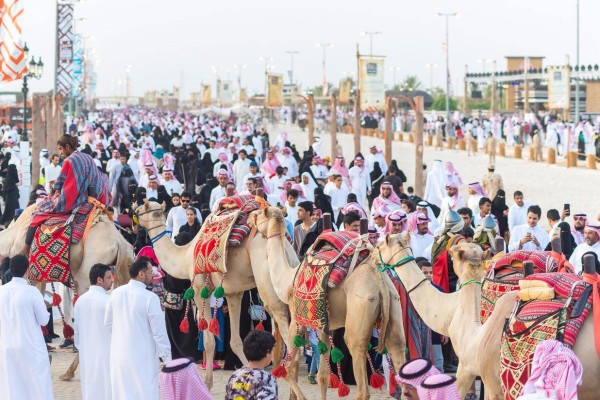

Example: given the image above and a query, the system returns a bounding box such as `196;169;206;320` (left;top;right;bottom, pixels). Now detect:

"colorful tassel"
255;321;265;331
369;373;385;389
198;318;208;331
183;287;195;300
381;347;388;355
331;347;344;364
52;293;62;307
367;342;373;351
317;340;328;355
337;382;350;397
213;285;225;299
209;318;220;337
179;317;189;333
272;364;288;378
328;372;340;388
63;323;75;339
200;286;210;299
293;335;306;348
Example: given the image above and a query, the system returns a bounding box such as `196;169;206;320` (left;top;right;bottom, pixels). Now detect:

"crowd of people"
0;105;598;399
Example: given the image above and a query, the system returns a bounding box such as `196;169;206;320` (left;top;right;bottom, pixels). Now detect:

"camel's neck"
148;227;190;280
450;270;484;336
393;260;458;336
265;228;300;302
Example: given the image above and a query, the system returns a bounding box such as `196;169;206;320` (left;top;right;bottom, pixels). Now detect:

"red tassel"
337;382;350;397
63;323;75;339
255;321;265;331
52;293;62;307
272;364;288;378
369;372;385;389
41;326;49;336
329;372;340;388
208;318;220;338
389;367;396;396
72;294;79;307
179;317;189;333
197;318;208;331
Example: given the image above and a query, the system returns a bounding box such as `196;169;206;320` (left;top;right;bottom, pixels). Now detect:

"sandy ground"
274;123;600;229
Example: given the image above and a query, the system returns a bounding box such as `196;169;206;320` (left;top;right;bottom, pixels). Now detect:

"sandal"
464;393;478;400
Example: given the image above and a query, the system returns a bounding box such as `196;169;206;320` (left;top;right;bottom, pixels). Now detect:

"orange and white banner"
359;58;385;109
201;84;211;106
338;78;352;104
267;74;283;107
0;0;27;82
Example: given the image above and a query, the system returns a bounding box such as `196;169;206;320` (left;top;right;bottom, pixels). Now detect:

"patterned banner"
547;67;570;109
338;78;352;104
0;0;27;81
239;88;247;104
55;3;74;96
267;73;283;107
359;58;385;109
201;84;211;106
218;80;233;105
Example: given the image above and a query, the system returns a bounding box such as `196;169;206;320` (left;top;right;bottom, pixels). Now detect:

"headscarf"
384;210;408;235
418;374;460;400
314;186;334;218
468;182;488;198
545;221;576;259
491;189;507;216
518;340;582;400
353;155;366;171
584;223;600;240
291;183;307;201
372;181;402;214
217;152;234;178
300;172;317;202
163;153;176;179
261;150;281;177
395;358;440;387
341;202;368;220
279;178;294;204
444;161;462;185
331;156;349;178
159;358;213;400
571;214;588;244
408;211;432;234
424;159;446;207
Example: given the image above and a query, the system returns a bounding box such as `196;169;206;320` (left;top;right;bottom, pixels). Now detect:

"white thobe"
162;179;182;196
310;165;329;181
0;278;52;400
74;286;112;400
209;185;226;210
569;242;600;274
166;205;201;238
348;166;371;208
508;202;532;232
286;203;299;225
508;224;550;252
268;175;288;197
106;158;120;174
438;195;465;226
43;163;62;192
280;155;299;178
105;280;172;400
328;186;350;221
410;233;434;258
467;195;483;216
572;230;585;246
233;158;251;193
366;153;388;175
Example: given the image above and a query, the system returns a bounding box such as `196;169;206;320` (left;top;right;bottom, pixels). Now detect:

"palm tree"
399;75;423;91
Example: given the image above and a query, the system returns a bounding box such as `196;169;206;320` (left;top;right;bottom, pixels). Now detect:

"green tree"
309;83;335;97
431;95;458;111
398;75;423;91
428;86;445;98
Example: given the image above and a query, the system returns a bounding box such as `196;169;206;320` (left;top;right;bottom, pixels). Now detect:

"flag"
267;74;283;107
338;78;352;104
201;84;211;106
0;0;27;81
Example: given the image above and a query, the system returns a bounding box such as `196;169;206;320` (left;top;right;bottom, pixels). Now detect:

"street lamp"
21;43;44;141
316;43;333;96
259;56;274;107
575;0;580;122
389;66;401;87
233;64;246;91
285;50;299;85
477;58;493;74
425;63;439;91
436;12;458;133
361;31;382;58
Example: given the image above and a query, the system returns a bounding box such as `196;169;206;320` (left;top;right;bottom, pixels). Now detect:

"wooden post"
307;94;315;146
31;94;48;186
583;254;597;275
495;238;505;253
491;61;497;115
360;218;368;234
330;94;338;160
353;89;361;156
323;213;332;231
523;261;534;277
384;96;393;166
414;96;425;198
463;64;469;115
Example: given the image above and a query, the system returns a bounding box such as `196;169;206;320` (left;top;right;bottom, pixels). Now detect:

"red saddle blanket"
31;201;95;244
500;273;592;400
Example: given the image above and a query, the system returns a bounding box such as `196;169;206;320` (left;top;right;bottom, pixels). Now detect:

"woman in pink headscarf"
371;181;402;218
261;150;281;178
444;161;463;186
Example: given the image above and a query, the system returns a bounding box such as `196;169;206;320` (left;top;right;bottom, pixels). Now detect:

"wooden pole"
495;237;505;253
583;254;596;275
307;94;315;147
491;60;497;115
354;43;361;156
330;94;338;160
384;96;393;166
31;94;48;186
414;96;425;198
359;218;368;234
523;260;534;277
463;64;469;115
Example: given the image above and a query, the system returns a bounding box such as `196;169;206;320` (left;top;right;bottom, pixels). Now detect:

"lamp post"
285;50;299;85
389;66;401;87
21;43;44;141
259;56;274;107
436;12;458;134
575;0;580;122
361;31;381;58
425;63;439;91
477;58;493;74
316;43;333;96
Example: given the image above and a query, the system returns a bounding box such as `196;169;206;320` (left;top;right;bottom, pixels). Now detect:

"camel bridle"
375;241;428;294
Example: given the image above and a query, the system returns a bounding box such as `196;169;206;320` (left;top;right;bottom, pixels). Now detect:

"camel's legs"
272;322;284;366
316;331;331;400
224;290;248;365
456;364;477;400
194;276;216;389
59;354;79;381
382;309;406;382
281;318;307;400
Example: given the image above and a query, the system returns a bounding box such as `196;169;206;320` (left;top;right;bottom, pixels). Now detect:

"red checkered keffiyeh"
418;374;460;400
160;358;212;400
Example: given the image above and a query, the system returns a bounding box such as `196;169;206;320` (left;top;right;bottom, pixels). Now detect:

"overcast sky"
2;0;599;98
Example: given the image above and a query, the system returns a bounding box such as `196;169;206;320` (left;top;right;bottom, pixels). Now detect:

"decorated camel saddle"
28;197;111;285
480;250;573;323
193;194;267;276
500;272;592;400
292;230;372;333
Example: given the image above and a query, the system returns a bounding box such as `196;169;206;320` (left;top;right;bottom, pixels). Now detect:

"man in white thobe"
328;175;350;222
569;224;600;274
74;264;113;400
409;211;434;258
105;258;172;400
508;191;532;232
279;147;299;178
437;182;465;226
0;255;53;400
508;205;550;252
366;145;388;175
43;154;62;192
348;156;371;208
233;150;252;193
166;191;201;238
209;170;229;210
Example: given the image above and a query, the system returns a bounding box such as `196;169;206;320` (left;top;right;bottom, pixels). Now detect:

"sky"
2;0;599;98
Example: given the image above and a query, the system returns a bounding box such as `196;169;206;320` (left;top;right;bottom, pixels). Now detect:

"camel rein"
150;229;172;245
376;249;415;273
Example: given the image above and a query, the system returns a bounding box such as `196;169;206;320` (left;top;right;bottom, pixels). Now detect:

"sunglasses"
181;199;190;203
573;216;586;221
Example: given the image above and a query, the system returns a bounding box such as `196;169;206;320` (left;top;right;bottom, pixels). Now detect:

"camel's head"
374;232;414;269
133;201;166;231
249;206;285;238
449;241;490;282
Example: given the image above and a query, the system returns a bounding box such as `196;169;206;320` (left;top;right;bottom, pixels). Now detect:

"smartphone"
564;203;570;216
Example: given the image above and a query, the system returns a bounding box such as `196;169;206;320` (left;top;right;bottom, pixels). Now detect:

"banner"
267;74;283;107
55;3;74;96
359;58;385;109
239;88;247;104
338;78;352;104
201;84;211;106
218;80;233;105
547;67;570;109
0;0;28;81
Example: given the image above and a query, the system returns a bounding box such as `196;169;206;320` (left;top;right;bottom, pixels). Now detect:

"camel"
376;233;600;399
0;202;135;380
134;201;292;389
252;207;406;400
